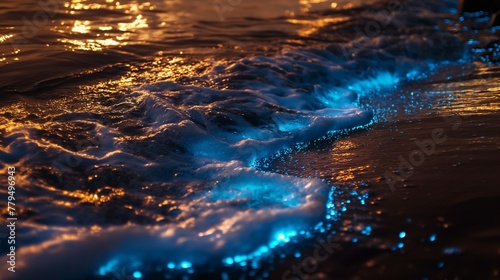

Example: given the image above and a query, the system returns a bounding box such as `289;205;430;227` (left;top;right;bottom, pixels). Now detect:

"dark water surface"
0;0;499;279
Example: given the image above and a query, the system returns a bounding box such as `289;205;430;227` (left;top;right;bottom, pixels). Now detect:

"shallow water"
0;0;499;279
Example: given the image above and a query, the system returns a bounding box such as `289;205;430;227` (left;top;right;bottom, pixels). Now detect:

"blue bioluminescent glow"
209;178;302;208
270;229;298;248
133;271;142;279
101;180;373;277
222;228;306;268
406;70;420;79
277;233;285;240
443;247;461;255
165;261;193;270
273;114;312;132
234;255;247;263
347;72;400;93
361;225;372;236
98;259;119;276
429;234;437;242
256;245;269;255
5;0;485;277
180;261;192;269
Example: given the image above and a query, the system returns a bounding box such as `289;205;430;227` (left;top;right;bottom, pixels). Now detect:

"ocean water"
0;0;498;279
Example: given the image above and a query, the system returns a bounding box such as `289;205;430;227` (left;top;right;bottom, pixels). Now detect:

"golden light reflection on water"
297;0;359;12
0;0;357;64
51;0;352;51
117;14;148;31
38;185;126;207
299;0;330;12
59;38;123;51
432;66;500;115
328;138;375;182
288;17;349;37
65;0;154;13
72;20;91;34
74;52;215;94
52;0;159;51
0;34;14;43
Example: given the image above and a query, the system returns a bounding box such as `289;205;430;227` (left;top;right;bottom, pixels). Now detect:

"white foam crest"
2;167;327;280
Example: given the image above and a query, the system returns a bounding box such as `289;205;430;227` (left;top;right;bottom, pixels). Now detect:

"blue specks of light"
361;225;372;236
399;231;406;239
251;260;259;269
398;242;404;249
98;259;119;276
438;262;444;268
314;222;324;230
429;234;437;242
357;191;369;206
442;247;461;255
166;261;193;270
220;186;371;273
467;39;479;46
255;246;269;256
326;187;341;222
223;228;301;268
273;229;297;245
234;255;247;263
223;257;234;265
406;70;420;80
133;271;142;279
180;261;192;269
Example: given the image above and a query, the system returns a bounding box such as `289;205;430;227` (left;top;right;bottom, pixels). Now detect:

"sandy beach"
262;63;500;280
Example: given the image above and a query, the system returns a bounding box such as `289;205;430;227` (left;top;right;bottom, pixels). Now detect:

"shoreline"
264;63;500;279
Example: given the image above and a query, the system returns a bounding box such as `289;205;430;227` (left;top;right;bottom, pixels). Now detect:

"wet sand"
264;64;500;280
